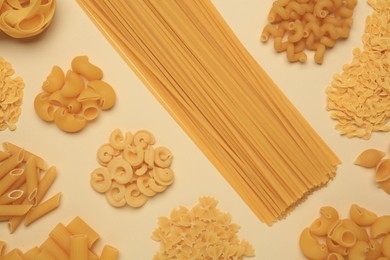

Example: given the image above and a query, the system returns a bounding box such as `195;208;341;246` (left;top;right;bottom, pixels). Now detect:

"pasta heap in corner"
90;128;174;208
0;142;60;233
34;56;116;133
151;196;255;259
261;0;357;64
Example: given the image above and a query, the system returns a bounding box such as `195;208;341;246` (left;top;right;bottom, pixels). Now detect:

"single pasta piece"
60;70;85;98
375;159;390;182
24;192;62;226
87;80;116;110
0;204;33;216
347;240;369;260
71;56;103;81
99;245;119;260
350;204;377;226
70;234;89;260
66;216;100;248
40;238;69;260
299;228;328;259
42;66;65;93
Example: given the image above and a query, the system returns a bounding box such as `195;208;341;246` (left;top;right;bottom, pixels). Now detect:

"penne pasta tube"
0;204;32;216
0;168;24;196
0;148;25;179
0;187;25;205
2;248;24;260
70;234;89;260
24;157;39;204
67;216;100;248
35;166;57;204
24;192;61;226
5;171;26;194
41;238;69;260
2;142;46;170
24;247;42;260
100;245;119;260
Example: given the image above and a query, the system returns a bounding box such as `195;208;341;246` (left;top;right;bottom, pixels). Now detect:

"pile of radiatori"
0;0;56;38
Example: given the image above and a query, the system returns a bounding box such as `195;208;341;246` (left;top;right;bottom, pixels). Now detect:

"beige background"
1;0;388;259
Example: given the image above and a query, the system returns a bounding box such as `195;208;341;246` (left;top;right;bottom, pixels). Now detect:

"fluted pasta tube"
105;182;126;207
71;56;103;81
34;92;55;122
90;167;112;193
60;70;85;98
42;66;65;93
299;228;328;259
124;183;148;208
53;107;87;133
107;157;133;185
109;129;132;150
123;144;144;168
87;80;116;110
350;204;378;226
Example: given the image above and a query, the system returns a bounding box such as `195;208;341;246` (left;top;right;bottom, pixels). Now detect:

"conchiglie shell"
34;92;55;122
354;149;386;168
42;65;65;93
71;56;103;81
350;204;377;226
371;215;390;238
87;80;116;110
377;178;390;194
299;228;328;260
60;70;85;98
54;107;87;133
375;159;390;182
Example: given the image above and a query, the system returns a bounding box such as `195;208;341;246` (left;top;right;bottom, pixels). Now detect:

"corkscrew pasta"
0;56;25;131
90;128;175;208
299;204;390;259
33;56;116;133
261;0;357;64
0;142;60;233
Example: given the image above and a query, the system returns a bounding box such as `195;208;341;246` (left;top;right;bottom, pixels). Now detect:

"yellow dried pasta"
0;56;24;131
326;0;390;139
151;196;255;259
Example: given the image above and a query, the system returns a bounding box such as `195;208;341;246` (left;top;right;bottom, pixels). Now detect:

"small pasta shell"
327;220;357;248
71;56;103;81
326;236;348;256
375;159;390;182
105;182;126;207
42;65;65;93
60;70;85;98
107;157;133;185
347;240;369;260
66;98;82;114
125;183;148;208
154;146;173;168
371;215;390;238
53;107;87;133
382;234;390;258
87;80;116;110
49;90;70;107
327;252;344;260
34;92;55;122
310;217;336;236
349;204;377;226
354;149;386;168
366;239;382;260
341;219;369;241
377;178;390;194
299;228;328;259
90;167;111;193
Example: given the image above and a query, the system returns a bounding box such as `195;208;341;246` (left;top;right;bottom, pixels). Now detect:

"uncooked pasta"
77;0;340;225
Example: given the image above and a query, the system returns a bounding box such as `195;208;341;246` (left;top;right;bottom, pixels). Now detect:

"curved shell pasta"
327;252;344;260
90;167;111;193
125;183;148;208
326;236;348;255
77;87;100;102
60;70;85;98
310;216;336;236
328;220;357;248
154;146;173;168
71;56;103;81
371;215;390;238
153;167;174;186
383;234;390;258
42;65;65;93
109;129;132;151
378;178;390;194
350;204;377;226
105;182;126;207
299;228;328;259
49;90;70;107
81;100;100;121
341;219;369;241
66;98;82;114
354;149;386;168
375;159;390;182
123;144;144;168
97;143;116;166
53;107;87;133
107;157;133;185
347;240;369;260
87;80;116;110
366;238;382;260
34;92;55;122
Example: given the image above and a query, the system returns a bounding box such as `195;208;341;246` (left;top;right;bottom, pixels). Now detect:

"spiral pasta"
33;56;116;133
90;129;175;208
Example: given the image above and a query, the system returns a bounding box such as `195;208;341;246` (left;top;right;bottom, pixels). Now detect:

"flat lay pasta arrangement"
0;0;389;259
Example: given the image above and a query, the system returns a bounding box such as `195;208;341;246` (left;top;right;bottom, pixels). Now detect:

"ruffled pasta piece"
0;0;56;39
71;56;103;81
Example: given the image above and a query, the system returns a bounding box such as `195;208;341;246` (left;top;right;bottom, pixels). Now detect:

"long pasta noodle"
77;0;340;225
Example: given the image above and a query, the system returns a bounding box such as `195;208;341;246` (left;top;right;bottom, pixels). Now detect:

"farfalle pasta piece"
0;0;56;39
71;55;103;81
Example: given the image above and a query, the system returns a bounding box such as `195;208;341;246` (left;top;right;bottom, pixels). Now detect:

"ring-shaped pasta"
136;175;157;197
123;144;144;168
125;183;148;208
153;167;174;186
53;107;87;133
154;146;173;168
109;129;132;151
371;216;390;238
299;228;328;259
133;130;155;148
105;182;126;207
107;157;133;185
71;56;103;81
347;240;369;260
90;167;111;193
87;80;116;110
42;65;65;93
34;92;55;122
60;70;85;98
97;143;116;166
81;100;100;121
349;204;377;226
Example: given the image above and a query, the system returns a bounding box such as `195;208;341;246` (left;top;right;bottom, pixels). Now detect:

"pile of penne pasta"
0;142;60;233
0;216;119;259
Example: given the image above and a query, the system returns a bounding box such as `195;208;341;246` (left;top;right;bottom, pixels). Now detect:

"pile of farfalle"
0;0;56;38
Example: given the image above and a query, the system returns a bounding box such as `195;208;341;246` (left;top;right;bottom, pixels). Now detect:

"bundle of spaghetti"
77;0;340;225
